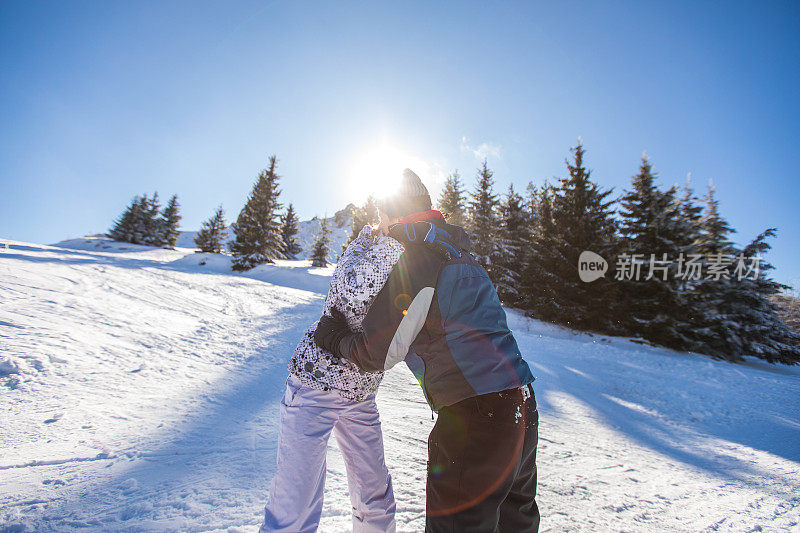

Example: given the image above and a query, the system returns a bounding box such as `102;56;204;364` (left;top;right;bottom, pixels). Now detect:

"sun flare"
346;143;429;203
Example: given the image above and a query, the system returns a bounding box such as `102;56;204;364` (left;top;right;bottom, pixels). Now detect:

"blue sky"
1;1;798;286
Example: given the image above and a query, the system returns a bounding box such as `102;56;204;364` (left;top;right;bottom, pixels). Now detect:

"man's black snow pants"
425;384;539;533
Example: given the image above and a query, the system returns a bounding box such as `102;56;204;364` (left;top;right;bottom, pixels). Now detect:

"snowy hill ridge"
0;237;799;531
175;204;357;262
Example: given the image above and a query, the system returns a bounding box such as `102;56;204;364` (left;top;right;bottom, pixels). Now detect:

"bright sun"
346;143;429;203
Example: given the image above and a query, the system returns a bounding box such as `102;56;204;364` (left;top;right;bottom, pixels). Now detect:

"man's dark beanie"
378;168;432;218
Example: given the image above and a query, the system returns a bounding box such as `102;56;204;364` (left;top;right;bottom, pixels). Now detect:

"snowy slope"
175;204;356;262
1;237;799;532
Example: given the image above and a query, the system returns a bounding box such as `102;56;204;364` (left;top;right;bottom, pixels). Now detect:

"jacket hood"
388;218;472;258
432;219;471;253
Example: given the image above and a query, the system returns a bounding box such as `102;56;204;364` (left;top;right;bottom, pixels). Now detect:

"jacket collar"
396;210;445;224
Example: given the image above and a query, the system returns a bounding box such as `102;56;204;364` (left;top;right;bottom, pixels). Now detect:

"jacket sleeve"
336;258;435;372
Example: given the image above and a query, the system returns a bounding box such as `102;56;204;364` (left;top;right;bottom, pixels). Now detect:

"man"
315;169;539;532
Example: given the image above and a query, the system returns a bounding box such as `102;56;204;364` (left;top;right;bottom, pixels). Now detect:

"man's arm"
315;258;435;372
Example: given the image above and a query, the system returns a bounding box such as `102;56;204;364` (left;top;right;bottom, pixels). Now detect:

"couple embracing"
260;169;539;533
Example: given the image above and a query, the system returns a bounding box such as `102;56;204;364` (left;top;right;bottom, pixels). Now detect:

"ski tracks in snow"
0;241;323;530
1;239;799;532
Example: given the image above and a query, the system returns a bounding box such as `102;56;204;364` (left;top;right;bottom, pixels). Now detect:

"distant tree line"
434;143;799;365
108;193;181;248
107;146;798;364
108;155;311;266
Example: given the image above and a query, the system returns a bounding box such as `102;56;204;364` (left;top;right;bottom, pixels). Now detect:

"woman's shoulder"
339;225;404;266
343;224;378;252
375;231;405;254
356;224;378;241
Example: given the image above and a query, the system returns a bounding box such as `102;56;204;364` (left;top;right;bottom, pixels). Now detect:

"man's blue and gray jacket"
322;217;534;412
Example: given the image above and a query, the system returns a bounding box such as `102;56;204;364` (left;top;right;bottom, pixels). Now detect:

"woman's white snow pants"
260;374;396;533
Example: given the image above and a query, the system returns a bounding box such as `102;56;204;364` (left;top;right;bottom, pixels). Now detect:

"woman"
260;219;404;533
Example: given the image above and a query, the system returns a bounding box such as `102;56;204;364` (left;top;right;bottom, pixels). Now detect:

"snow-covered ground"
1;237;798;532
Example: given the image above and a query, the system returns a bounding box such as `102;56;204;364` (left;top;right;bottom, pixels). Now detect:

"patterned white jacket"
288;224;405;401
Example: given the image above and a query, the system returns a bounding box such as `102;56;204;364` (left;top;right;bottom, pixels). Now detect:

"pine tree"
683;183;741;360
108;196;139;243
280;203;302;259
467;159;500;273
685;183;790;363
520;180;560;318
493;184;529;306
673;176;705;295
525;181;540;224
109;192;178;247
347;196;379;247
617;155;689;348
678;184;800;363
695;182;736;257
525;143;621;333
438;171;467;227
726;229;800;364
131;194;151;245
310;216;331;267
194;205;227;253
229;155;284;271
145;192;163;246
160;194;181;248
656;176;704;350
675;176;704;259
